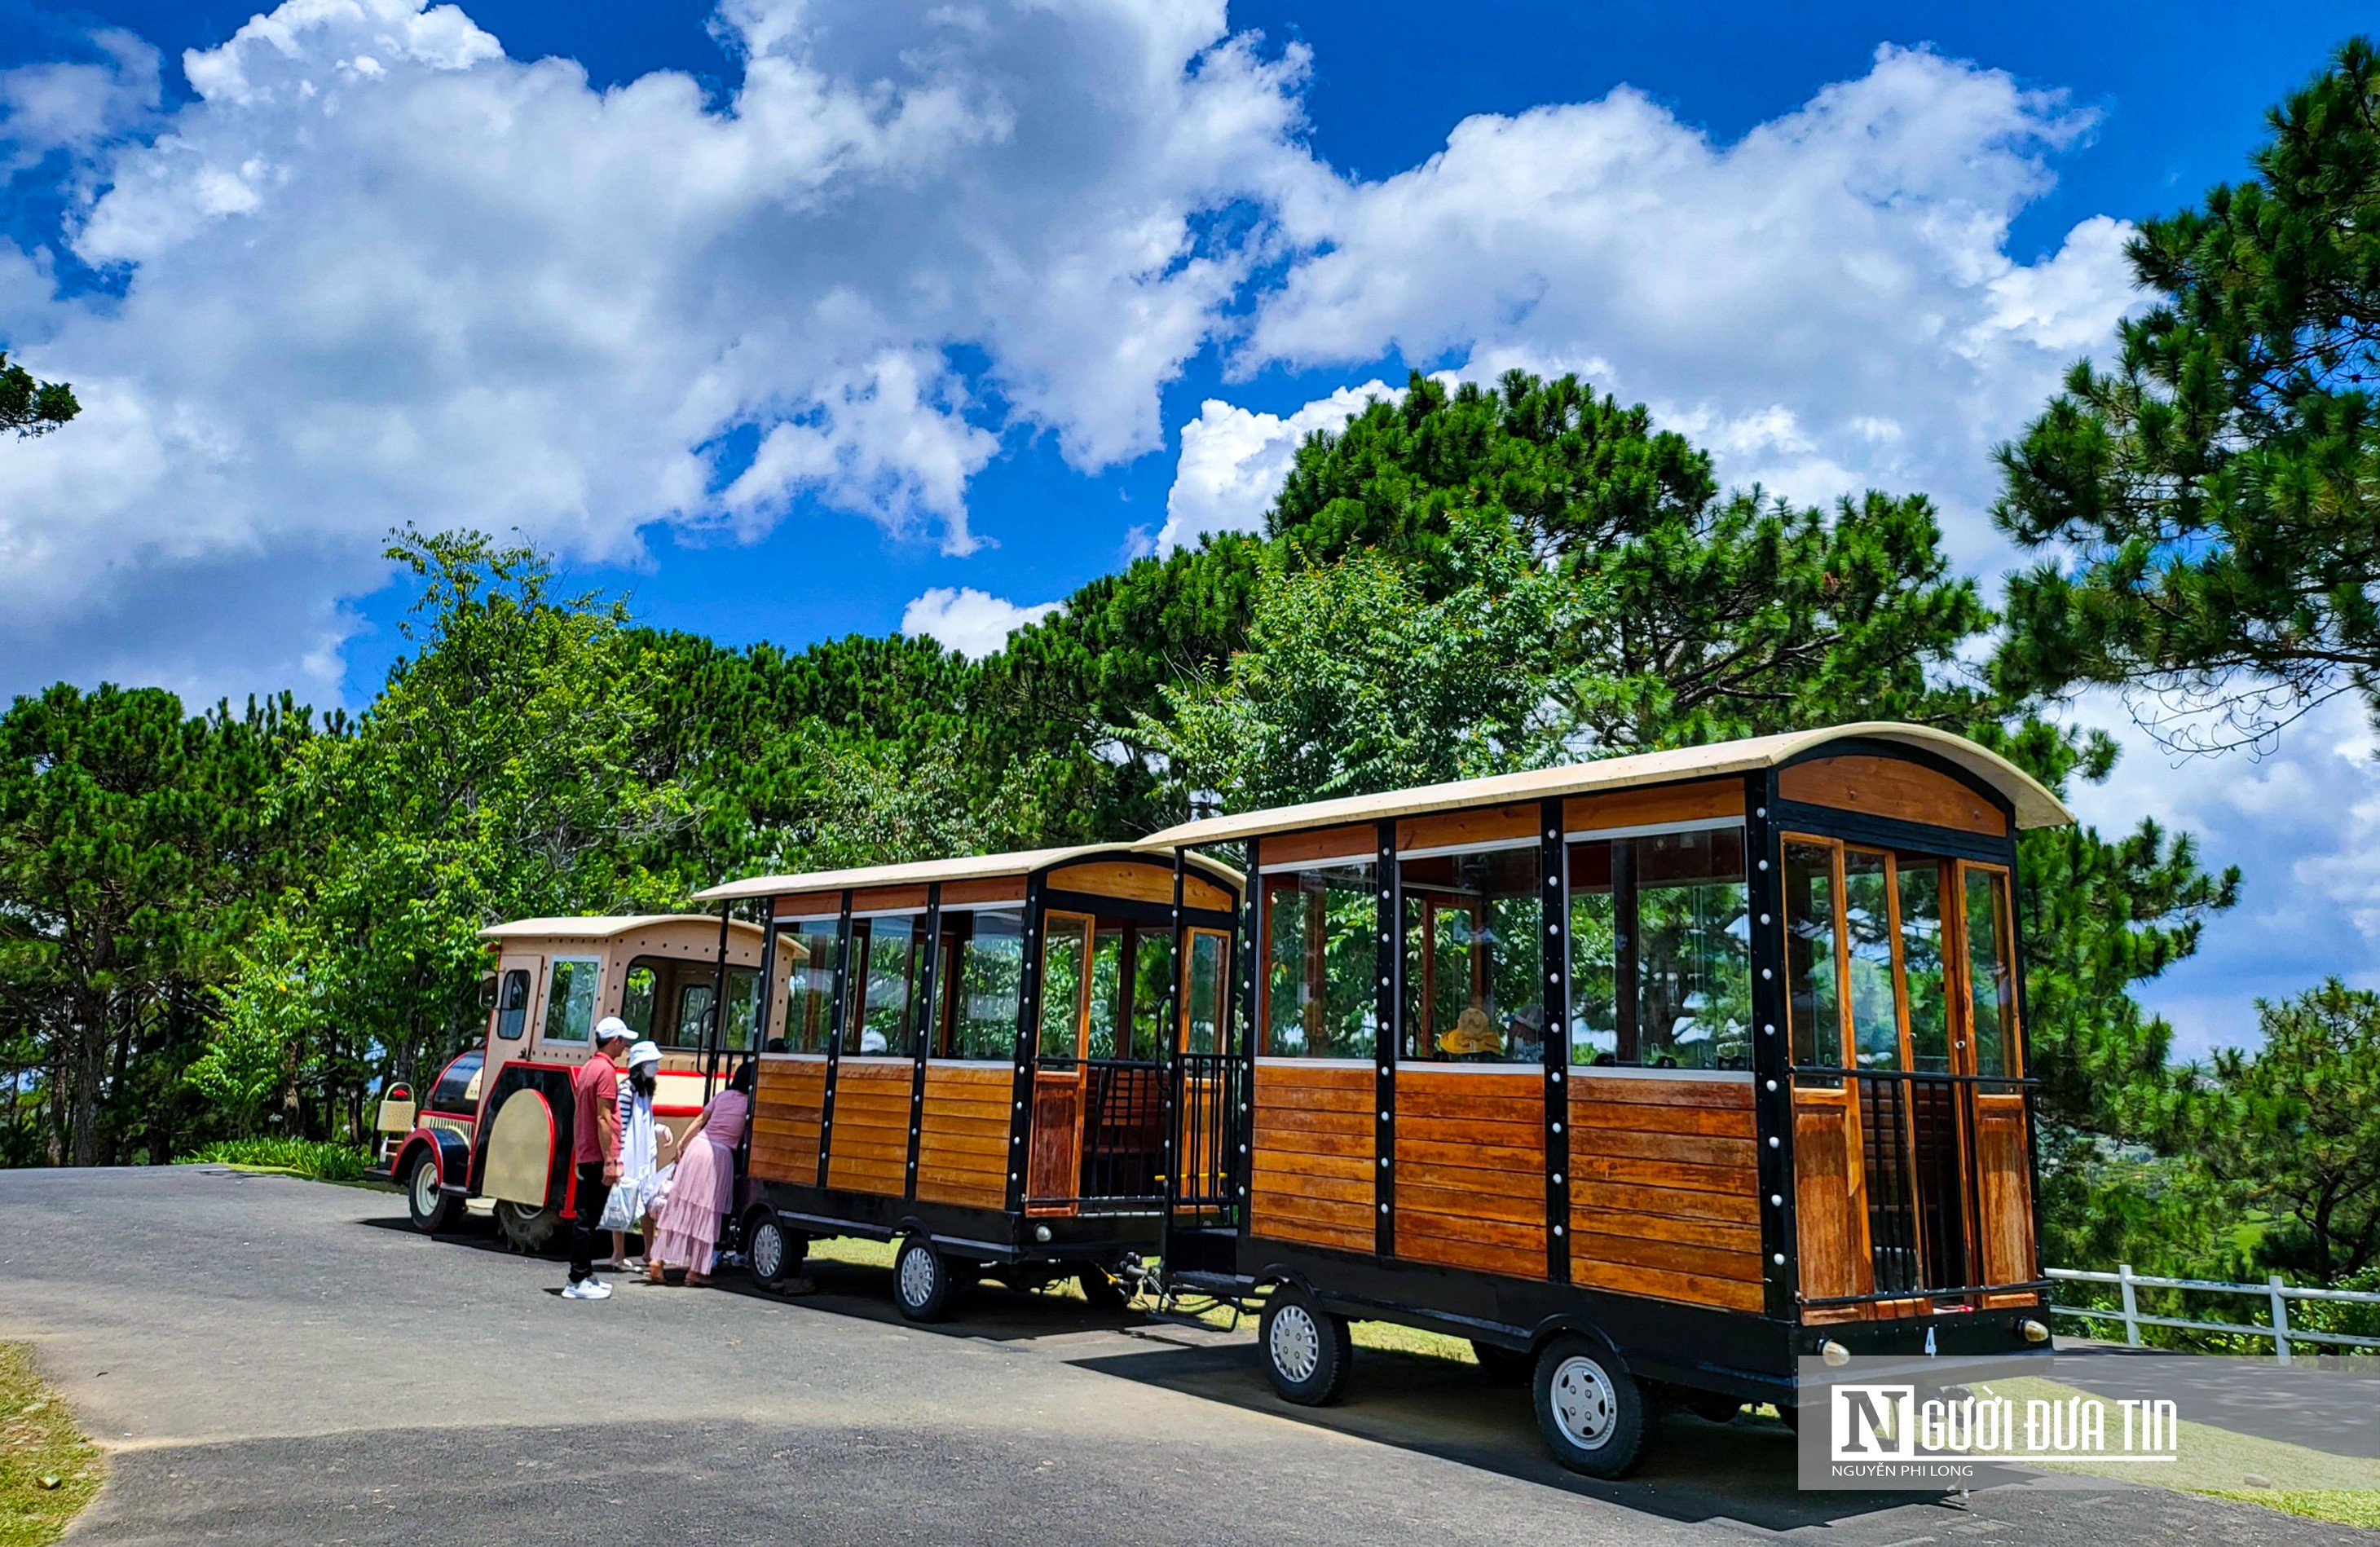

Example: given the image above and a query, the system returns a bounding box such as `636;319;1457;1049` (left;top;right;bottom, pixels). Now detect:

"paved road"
0;1167;2364;1545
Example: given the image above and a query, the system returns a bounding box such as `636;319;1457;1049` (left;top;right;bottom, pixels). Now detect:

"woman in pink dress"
649;1061;751;1287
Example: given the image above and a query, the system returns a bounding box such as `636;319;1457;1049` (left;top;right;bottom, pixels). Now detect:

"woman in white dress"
605;1040;673;1270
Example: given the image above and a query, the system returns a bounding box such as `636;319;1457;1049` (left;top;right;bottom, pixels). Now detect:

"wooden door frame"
1026;910;1096;1214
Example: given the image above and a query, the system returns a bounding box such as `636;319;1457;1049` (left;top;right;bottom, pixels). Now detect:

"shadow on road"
361;1213;1937;1530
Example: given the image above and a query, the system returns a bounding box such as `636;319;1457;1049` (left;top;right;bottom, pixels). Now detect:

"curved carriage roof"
478;914;765;941
1136;722;2072;851
693;841;1242;905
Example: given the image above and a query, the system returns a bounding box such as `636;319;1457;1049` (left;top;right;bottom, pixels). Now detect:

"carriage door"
1026;912;1095;1214
1955;863;2036;1299
1171;928;1236;1218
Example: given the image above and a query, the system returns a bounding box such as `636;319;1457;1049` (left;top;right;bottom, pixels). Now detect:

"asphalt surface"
0;1166;2365;1545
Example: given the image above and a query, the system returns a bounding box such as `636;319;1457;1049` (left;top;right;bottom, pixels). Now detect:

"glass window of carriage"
1566;825;1749;1070
620;962;659;1040
1633;827;1751;1070
542;956;601;1044
846;914;929;1056
1399;844;1544;1063
775;918;841;1054
1260;861;1377;1058
493;968;531;1041
937;907;1024;1060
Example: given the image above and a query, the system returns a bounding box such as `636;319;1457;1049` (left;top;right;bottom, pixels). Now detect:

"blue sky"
1;0;2373;1056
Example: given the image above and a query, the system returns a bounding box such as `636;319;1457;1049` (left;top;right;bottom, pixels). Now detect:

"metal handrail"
2047;1264;2380;1363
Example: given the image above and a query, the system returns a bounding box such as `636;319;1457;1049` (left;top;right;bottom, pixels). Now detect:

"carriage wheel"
405;1153;454;1235
747;1213;809;1294
1533;1334;1655;1478
1259;1285;1352;1406
893;1238;954;1323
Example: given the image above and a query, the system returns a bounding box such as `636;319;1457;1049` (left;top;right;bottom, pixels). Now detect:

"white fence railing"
2047;1265;2380;1364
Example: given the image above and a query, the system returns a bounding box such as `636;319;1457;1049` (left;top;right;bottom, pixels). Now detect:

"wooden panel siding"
1569;1074;1765;1313
1396;803;1540;854
939;877;1027;908
748;1056;826;1183
915;1062;1012;1210
1250;1062;1375;1254
826;1059;913;1197
1260;824;1376;870
1563;779;1743;835
1779;756;2005;837
848;884;932;915
1043;861;1233;913
1393;1066;1545;1280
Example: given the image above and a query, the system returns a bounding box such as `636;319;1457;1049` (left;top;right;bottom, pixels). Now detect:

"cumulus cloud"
1161;378;1398;550
900;585;1060;659
0;0;1311;703
1242;45;2142;558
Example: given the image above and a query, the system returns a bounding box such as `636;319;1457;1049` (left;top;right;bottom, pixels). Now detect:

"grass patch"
177;1137;377;1181
0;1344;104;1547
2199;1490;2380;1531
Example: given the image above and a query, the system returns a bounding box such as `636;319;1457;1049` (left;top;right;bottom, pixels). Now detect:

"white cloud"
899;585;1060;659
2060;691;2380;1061
0;0;1312;704
1245;44;2143;563
0;27;161;172
1161;378;1398;550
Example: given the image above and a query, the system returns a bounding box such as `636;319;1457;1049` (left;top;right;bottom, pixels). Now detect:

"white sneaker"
562;1277;612;1301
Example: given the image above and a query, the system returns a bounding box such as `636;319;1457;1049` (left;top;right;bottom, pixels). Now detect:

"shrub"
178;1137;375;1181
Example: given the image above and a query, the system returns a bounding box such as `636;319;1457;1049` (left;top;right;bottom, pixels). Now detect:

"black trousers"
568;1160;607;1282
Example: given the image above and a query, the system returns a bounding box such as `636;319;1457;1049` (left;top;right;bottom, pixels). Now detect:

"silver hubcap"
751;1223;782;1280
412;1161;438;1215
898;1247;937;1307
1549;1355;1619;1449
1270;1304;1321;1385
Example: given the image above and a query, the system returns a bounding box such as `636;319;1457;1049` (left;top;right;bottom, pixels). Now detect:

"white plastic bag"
640;1161;676;1217
597;1180;640;1232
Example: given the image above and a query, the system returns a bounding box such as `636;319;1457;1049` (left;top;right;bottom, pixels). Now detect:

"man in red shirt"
562;1016;632;1300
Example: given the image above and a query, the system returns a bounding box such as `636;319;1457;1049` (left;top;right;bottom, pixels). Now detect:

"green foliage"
0;353;77;439
178;1136;375;1181
241;527;695;1094
1143;516;1584;807
1995;37;2380;750
2188;980;2380;1283
0;685;315;1164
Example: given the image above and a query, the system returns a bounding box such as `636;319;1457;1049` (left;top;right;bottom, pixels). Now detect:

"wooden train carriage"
387;915;765;1250
1136;722;2068;1477
692;844;1242;1320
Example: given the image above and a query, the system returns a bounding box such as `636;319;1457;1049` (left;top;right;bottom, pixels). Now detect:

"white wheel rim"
1270;1304;1320;1385
898;1247;937;1307
412;1161;438;1215
751;1223;782;1280
1549;1355;1619;1449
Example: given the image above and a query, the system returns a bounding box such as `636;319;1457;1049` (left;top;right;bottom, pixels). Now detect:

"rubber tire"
893;1238;954;1323
746;1213;809;1294
1686;1392;1743;1425
495;1200;562;1253
1533;1334;1656;1479
1078;1266;1130;1311
404;1152;455;1234
1259;1285;1354;1407
1471;1341;1533;1387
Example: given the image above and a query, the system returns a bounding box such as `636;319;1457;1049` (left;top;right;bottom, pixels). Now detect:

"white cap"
625;1039;661;1070
594;1015;632;1045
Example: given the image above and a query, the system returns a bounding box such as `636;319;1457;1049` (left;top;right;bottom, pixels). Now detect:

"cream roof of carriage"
478;915;765;941
1135;721;2072;851
693;842;1242;905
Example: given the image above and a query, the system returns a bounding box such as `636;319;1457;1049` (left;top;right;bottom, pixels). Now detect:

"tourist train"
384;721;2060;1477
